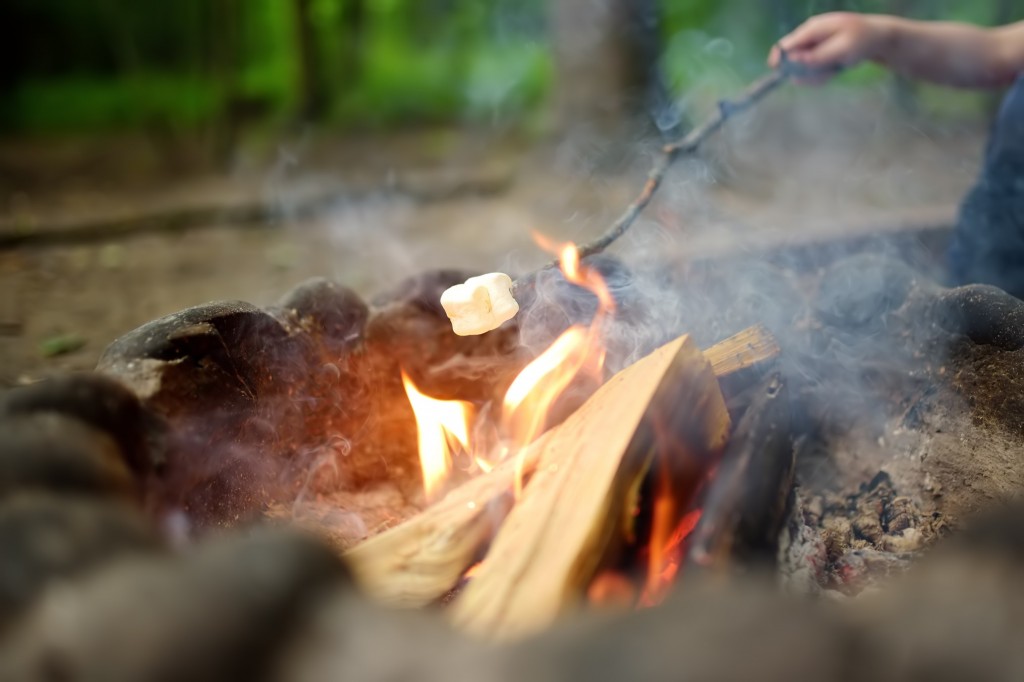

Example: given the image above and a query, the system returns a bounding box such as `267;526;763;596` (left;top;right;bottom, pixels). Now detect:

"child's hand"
769;13;889;84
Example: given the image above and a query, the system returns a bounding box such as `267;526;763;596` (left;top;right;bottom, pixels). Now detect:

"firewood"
344;327;773;610
448;333;730;640
344;434;548;608
702;323;780;378
686;373;793;574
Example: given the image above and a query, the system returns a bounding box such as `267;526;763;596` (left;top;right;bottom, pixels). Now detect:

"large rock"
0;413;136;502
0;530;348;682
275;277;369;355
0;493;160;628
1;373;164;474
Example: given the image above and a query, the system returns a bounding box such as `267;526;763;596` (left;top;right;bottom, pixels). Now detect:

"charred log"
686;373;793;573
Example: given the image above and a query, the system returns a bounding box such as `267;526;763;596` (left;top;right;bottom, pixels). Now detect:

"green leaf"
40;333;87;358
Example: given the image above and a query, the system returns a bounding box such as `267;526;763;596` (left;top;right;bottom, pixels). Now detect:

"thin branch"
515;53;831;291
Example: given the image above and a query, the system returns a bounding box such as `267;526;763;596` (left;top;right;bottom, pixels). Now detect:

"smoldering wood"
769;253;1024;593
685;373;793;574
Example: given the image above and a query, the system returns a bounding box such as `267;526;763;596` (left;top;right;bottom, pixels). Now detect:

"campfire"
6;228;1024;677
346;240;766;637
5;60;1024;681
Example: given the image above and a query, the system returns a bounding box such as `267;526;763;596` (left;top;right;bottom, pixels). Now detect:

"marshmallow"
440;273;519;336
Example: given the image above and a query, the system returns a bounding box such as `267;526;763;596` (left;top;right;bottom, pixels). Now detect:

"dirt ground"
0;91;989;387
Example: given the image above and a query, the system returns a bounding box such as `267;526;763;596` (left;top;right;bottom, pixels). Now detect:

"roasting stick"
441;52;835;336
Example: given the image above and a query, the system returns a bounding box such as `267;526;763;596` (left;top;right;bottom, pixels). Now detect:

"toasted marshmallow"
440;273;519;336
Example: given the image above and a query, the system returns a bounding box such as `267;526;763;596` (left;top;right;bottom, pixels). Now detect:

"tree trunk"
293;0;326;122
338;0;366;92
549;0;669;142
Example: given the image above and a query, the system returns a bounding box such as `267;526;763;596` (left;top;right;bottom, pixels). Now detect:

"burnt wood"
686;373;794;573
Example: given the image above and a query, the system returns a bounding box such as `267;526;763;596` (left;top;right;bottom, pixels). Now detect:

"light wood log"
449;333;730;640
344;326;773;609
703;323;780;378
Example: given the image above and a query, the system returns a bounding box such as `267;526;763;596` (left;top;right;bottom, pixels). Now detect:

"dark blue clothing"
949;76;1024;298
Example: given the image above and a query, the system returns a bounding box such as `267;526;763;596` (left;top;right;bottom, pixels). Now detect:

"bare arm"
769;13;1024;89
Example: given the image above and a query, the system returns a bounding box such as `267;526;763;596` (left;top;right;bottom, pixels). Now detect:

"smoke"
146;11;998;555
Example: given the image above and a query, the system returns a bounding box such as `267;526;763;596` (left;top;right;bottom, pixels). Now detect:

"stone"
97;300;293;408
96;301;319;525
928;284;1024;351
0;493;159;627
0;413;137;502
1;373;164;474
0;530;349;682
275;277;369;353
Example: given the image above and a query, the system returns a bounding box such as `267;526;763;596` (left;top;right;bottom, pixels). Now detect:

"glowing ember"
401;371;472;501
640;506;703;607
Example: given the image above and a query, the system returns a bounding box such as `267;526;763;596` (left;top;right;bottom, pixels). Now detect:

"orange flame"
533;233;616;314
404;237;615;503
401;371;472;501
640;505;703;606
501;238;614;495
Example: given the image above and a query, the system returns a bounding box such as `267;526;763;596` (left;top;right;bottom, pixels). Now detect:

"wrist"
864;15;902;63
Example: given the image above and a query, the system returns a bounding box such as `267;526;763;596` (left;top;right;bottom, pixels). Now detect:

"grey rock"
928;283;1024;351
275;277;369;353
1;373;164;474
0;530;349;682
0;493;159;628
0;413;136;502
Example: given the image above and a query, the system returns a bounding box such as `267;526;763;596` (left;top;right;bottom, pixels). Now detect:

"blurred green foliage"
0;0;1013;134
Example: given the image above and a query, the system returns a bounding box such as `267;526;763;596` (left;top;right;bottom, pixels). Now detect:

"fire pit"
4;216;1024;678
2;62;1022;670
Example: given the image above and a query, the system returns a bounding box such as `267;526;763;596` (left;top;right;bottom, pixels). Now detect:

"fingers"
768;13;867;83
769;17;836;68
800;33;858;69
777;15;841;55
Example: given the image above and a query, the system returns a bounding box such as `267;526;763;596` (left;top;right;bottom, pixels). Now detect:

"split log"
344;326;775;611
704;323;780;378
343;433;549;608
449;333;730;640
